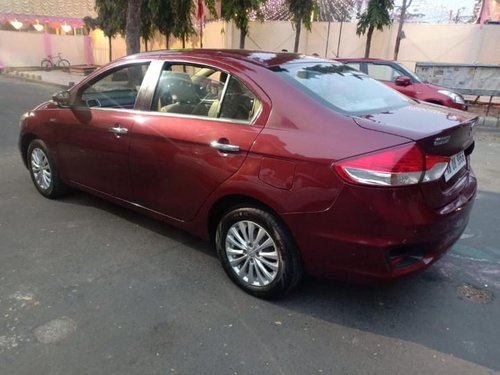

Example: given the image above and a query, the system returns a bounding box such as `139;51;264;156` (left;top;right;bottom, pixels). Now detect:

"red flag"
479;0;491;26
197;0;204;21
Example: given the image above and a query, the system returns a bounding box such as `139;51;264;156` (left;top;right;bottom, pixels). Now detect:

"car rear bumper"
282;171;477;283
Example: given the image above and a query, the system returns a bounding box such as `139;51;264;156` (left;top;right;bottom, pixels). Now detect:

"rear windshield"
272;62;412;116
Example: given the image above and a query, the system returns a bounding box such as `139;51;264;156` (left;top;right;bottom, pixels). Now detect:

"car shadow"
56;189;215;258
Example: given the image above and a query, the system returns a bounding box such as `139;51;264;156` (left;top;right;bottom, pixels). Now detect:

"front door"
57;62;151;200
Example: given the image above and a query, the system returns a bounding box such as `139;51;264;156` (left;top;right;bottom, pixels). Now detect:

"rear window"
272;62;412;116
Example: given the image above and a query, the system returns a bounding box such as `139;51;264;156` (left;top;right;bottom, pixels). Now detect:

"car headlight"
438;90;465;105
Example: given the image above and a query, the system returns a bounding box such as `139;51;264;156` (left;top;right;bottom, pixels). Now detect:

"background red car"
336;58;467;111
19;50;477;298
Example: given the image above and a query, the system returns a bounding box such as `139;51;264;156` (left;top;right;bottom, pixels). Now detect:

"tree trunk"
294;20;302;53
239;29;246;49
182;36;186;49
144;38;148;52
364;25;374;58
108;36;112;62
166;34;170;49
394;0;410;60
125;0;144;55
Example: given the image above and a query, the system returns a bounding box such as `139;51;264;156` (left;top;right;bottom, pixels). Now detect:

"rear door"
129;61;266;221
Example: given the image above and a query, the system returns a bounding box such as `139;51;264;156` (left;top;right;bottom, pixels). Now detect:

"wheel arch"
20;133;38;168
207;194;285;243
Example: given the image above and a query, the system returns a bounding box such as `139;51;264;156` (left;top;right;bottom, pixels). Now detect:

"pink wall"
0;30;92;67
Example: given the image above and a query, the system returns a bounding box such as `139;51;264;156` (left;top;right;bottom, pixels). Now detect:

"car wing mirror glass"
395;76;411;87
52;90;71;108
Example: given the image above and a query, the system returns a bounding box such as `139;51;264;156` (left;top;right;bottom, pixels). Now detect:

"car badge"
433;135;451;146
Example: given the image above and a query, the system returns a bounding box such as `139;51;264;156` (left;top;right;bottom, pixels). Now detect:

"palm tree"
287;0;317;53
221;0;266;49
125;0;145;54
149;0;176;49
356;0;393;58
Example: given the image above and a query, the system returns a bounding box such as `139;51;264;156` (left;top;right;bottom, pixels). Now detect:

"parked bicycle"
40;53;71;71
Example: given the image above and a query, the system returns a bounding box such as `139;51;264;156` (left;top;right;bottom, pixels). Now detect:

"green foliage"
171;0;195;42
140;0;155;42
149;0;214;47
287;0;317;32
220;0;266;35
149;0;176;42
90;0;127;38
356;0;393;36
202;0;219;19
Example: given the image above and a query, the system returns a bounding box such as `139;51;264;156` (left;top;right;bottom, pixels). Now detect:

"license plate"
444;151;466;182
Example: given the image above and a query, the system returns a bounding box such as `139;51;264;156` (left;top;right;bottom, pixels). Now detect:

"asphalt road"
1;75;499;375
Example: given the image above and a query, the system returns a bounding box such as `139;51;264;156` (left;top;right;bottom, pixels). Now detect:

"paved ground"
0;76;499;374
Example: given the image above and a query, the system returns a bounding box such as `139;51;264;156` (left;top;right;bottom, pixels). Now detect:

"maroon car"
19;50;477;298
336;58;467;111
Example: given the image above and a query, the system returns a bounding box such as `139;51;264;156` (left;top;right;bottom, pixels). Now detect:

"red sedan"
19;50;477;298
336;58;468;111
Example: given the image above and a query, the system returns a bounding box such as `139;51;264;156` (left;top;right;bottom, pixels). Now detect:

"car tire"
27;139;67;199
215;206;303;298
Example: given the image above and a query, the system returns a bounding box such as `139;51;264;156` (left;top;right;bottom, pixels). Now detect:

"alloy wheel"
224;220;280;287
30;147;52;190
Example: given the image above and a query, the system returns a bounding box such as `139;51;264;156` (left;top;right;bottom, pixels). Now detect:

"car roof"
335;57;397;63
121;49;332;68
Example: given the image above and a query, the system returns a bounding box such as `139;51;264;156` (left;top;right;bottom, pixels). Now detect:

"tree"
172;0;195;48
84;0;126;62
287;0;317;53
149;0;176;49
356;0;393;58
221;0;266;49
393;0;412;60
141;0;155;51
125;0;145;55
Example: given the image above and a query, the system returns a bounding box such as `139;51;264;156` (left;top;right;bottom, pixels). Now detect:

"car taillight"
334;143;449;186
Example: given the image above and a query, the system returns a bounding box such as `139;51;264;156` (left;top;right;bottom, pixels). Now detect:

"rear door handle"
109;124;128;135
210;140;240;153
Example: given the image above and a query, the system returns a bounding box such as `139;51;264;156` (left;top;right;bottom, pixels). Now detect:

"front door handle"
109;124;128;135
210;140;240;153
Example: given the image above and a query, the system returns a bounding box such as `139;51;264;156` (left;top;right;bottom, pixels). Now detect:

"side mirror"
395;76;412;87
52;90;71;108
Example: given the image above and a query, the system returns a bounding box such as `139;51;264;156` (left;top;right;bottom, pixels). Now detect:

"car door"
56;62;151;200
129;62;265;221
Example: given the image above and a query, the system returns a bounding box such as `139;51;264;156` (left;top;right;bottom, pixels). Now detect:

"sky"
394;0;478;23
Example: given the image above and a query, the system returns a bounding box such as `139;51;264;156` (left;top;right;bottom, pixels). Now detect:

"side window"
345;62;361;71
153;63;227;117
152;63;261;123
366;64;402;82
80;63;149;109
219;77;261;122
